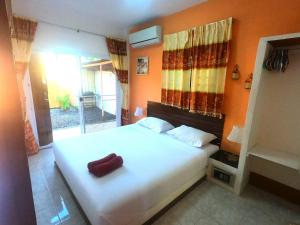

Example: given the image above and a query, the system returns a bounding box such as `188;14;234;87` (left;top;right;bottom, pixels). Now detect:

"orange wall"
129;0;300;154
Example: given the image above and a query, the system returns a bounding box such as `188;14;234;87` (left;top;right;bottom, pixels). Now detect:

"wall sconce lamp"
244;73;253;89
227;125;244;144
232;64;240;80
134;106;144;117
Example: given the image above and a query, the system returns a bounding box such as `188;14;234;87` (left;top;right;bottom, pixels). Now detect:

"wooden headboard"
147;101;225;147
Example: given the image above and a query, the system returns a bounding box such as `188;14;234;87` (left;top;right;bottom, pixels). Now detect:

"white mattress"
53;124;218;225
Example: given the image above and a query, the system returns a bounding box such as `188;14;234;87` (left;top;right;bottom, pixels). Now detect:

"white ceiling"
12;0;207;38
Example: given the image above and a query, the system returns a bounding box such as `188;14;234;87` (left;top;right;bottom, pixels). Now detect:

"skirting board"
249;172;300;205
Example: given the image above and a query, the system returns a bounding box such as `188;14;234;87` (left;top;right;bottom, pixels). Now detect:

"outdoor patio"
50;106;116;129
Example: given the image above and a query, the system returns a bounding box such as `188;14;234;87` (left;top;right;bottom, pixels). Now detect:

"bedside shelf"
207;150;239;192
248;145;300;170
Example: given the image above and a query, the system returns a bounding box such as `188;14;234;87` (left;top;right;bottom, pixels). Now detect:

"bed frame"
54;102;226;225
147;101;225;147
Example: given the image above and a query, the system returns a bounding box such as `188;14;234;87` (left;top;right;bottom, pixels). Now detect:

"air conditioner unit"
129;26;162;48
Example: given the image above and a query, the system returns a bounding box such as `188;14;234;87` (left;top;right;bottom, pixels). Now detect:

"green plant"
57;95;71;111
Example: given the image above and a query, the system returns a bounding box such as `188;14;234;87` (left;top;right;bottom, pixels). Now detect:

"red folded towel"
91;156;123;177
87;153;117;172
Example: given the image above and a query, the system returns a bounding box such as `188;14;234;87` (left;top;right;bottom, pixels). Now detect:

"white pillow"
136;117;174;133
167;125;217;147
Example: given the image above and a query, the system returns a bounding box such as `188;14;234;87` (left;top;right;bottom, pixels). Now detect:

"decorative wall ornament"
136;56;149;75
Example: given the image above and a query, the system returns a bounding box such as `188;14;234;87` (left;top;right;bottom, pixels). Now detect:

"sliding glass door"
41;52;82;140
79;58;117;134
38;52;117;141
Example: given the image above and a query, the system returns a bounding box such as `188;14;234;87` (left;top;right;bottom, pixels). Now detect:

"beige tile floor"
28;148;300;225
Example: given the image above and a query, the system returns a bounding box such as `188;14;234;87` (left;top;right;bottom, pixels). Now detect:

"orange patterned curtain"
161;30;193;109
189;18;232;118
106;38;129;125
11;16;39;155
161;18;232;118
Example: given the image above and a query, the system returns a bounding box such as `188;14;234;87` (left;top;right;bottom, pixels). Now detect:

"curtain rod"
164;17;233;36
38;20;107;38
38;20;127;42
272;46;300;51
13;14;126;41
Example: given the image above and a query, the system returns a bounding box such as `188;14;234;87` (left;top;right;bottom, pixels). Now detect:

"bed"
53;101;225;225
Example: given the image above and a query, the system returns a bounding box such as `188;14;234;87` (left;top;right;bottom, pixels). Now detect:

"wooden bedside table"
207;150;239;192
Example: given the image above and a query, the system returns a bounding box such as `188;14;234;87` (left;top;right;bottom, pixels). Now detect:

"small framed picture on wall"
136;56;149;75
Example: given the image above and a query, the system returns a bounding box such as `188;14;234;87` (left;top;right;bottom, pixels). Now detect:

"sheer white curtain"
116;80;123;126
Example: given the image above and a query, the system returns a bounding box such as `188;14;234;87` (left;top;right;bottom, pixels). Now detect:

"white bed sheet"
53;124;218;225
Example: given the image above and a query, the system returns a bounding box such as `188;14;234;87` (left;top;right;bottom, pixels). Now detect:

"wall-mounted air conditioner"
129;26;162;48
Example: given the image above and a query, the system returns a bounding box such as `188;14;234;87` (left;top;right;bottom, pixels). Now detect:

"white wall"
33;22;110;59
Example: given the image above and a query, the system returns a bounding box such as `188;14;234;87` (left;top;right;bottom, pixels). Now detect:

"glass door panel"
79;58;117;133
42;52;82;140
